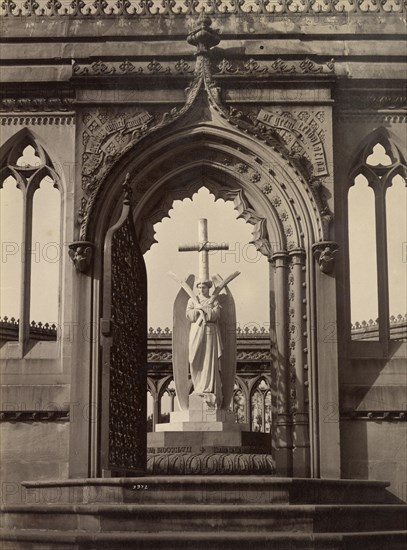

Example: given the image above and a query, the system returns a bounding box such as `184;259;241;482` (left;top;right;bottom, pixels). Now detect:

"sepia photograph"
0;1;406;548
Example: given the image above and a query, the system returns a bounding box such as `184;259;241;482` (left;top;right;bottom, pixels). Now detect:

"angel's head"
196;280;212;297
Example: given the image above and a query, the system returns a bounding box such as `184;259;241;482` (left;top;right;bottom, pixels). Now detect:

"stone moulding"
0;410;69;422
0;116;75;126
1;0;404;17
0;98;74;112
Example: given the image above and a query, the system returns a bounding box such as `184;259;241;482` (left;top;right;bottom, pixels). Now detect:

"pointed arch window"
250;377;272;433
231;381;247;424
0;130;62;345
348;128;407;347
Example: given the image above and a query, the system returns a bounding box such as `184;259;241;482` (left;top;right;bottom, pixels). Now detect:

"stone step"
0;528;406;550
2;504;407;534
20;476;396;505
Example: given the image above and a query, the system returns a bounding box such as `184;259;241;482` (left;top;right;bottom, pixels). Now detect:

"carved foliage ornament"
217;58;335;76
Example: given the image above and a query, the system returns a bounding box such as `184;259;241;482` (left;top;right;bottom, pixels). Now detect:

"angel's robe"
186;295;223;407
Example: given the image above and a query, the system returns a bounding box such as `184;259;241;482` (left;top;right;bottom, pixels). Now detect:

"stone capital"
288;248;306;265
270;250;289;268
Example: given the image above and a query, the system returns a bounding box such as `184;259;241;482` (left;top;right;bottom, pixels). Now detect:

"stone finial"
187;13;220;54
68;241;94;273
312;241;339;275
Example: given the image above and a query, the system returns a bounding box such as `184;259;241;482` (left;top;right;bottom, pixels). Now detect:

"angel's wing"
172;274;195;411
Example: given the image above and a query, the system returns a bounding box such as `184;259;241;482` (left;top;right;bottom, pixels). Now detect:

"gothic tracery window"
0;130;62;344
348;128;407;345
250;378;272;433
231;381;247;424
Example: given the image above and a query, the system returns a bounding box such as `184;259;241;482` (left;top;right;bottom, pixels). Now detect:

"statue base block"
155;393;248;432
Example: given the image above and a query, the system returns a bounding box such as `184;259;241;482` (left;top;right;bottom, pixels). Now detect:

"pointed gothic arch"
0;128;63;347
346;126;407;351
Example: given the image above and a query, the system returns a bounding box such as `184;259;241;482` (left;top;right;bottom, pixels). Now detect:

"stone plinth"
155;393;249;433
149;394;273;474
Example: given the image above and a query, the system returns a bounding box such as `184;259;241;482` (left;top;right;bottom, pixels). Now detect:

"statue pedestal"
155;394;247;433
148;394;274;475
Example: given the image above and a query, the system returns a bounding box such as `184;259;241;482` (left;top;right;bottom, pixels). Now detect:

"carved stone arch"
84;124;326;254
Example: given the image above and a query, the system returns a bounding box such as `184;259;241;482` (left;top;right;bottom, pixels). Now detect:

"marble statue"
169;218;240;411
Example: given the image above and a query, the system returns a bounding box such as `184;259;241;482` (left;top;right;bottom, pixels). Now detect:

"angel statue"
169;218;240;411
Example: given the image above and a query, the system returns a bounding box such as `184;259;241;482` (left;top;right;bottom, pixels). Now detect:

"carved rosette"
68;241;94;273
312;241;339;275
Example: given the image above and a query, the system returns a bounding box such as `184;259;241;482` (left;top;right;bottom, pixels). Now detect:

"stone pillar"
312;242;341;478
270;251;292;476
289;249;310;477
153;394;159;431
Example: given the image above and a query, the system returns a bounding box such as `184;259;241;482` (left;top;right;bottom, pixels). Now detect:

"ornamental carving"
0;97;74;112
1;0;403;17
312;241;339;275
68;241;93;273
77;16;329;247
217;57;335;76
257;109;329;177
73;59;194;77
147;452;274;476
80;110;154;199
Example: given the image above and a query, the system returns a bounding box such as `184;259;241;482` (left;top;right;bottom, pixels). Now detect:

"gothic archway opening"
89;122;326;478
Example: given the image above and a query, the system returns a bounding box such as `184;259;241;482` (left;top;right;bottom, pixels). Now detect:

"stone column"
270;251;292;475
153;393;159;432
289;249;310;477
312;241;341;478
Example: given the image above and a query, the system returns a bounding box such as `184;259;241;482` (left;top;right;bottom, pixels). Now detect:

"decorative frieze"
0;97;74;112
1;0;404;17
217;58;335;76
72;59;194;77
0;115;75;125
147;452;274;475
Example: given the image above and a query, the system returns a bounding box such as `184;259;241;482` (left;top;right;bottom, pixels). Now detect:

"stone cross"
178;219;228;283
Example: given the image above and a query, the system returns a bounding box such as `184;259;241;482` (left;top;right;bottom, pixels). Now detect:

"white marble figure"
169;218;240;411
186;281;223;408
